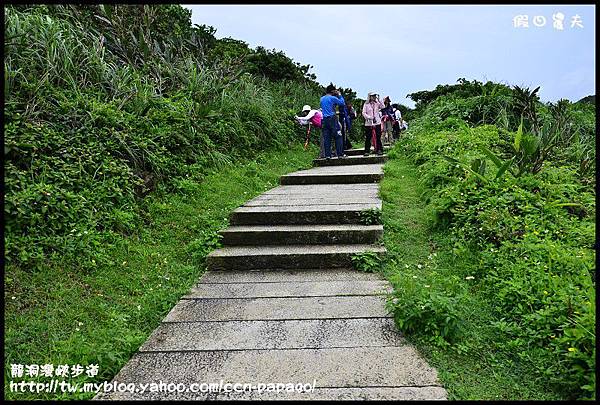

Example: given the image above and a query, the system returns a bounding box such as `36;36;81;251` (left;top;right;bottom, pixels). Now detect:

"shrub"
386;280;463;347
391;97;595;398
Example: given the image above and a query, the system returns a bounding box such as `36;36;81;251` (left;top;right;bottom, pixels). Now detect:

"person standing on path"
380;96;394;145
345;102;357;150
320;84;347;159
362;91;385;156
336;92;351;154
392;104;402;142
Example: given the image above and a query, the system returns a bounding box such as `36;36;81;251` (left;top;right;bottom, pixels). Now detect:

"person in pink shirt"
361;91;385;156
295;105;326;157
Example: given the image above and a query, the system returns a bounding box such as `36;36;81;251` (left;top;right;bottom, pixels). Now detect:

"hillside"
576;95;595;105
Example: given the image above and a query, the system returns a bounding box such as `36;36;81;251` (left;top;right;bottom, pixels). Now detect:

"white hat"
368;91;378;97
302;105;311;111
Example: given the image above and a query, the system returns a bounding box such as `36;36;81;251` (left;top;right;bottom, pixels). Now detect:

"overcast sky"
184;4;595;107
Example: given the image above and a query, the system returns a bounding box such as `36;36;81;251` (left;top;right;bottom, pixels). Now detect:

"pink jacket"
309;110;323;128
295;109;323;128
362;100;385;126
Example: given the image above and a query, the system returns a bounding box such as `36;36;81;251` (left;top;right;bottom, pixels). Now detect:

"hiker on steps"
380;96;394;146
362;91;385;156
320;83;347;160
392;104;402;142
335;91;352;153
295;105;325;156
345;102;357;150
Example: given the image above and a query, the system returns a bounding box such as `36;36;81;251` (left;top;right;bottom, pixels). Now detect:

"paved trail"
96;149;447;400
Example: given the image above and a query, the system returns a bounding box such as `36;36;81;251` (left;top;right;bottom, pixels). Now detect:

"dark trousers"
340;116;353;150
392;121;400;140
338;116;346;147
364;124;382;154
323;116;343;158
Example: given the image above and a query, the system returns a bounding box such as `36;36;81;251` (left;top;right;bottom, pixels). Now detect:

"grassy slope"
4;142;317;400
380;146;560;400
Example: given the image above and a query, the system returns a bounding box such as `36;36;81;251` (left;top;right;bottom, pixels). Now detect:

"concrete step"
245;196;379;206
250;184;380;206
140;317;402;352
344;147;390;156
280;164;383;185
313;155;387;166
229;203;381;225
97;346;443;400
99;386;447;401
206;244;386;271
262;183;380;196
220;224;383;245
165;295;391;322
205;387;447;401
186;279;392;298
199;268;384;284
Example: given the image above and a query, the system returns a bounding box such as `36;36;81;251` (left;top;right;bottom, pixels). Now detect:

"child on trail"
295;105;324;155
362;91;385;156
320;84;347;159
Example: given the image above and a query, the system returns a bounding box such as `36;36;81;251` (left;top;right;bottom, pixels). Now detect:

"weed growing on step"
351;251;383;273
358;208;382;225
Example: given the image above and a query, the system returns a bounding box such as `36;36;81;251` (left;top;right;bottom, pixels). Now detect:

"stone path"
96;148;447;400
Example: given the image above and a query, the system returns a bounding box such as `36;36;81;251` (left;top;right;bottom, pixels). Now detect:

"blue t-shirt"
320;94;345;118
381;104;394;118
338;95;348;118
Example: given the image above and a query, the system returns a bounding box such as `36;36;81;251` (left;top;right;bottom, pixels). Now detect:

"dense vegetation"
383;78;595;399
4;4;363;270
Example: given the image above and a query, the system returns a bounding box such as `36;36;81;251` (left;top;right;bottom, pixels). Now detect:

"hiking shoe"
363;152;370;157
376;151;384;156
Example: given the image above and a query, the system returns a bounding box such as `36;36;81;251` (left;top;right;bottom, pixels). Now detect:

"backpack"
310;110;323;128
348;106;357;119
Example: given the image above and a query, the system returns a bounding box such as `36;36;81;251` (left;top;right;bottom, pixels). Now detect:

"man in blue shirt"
320;84;347;159
336;93;352;152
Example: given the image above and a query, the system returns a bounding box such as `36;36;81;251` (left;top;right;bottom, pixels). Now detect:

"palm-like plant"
512;85;541;133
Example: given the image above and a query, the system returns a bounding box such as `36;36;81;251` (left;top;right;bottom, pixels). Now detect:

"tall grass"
4;5;322;269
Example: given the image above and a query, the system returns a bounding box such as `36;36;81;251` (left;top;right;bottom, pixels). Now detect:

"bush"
386;280;463;347
392;103;595;398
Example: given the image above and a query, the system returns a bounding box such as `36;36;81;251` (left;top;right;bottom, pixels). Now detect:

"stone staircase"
95;147;447;401
206;149;387;272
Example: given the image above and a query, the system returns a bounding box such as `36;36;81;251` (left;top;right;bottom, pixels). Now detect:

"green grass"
4;142;317;400
380;146;562;400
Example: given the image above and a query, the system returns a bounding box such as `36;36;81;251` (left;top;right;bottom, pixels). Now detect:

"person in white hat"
295;105;325;156
361;91;385;155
